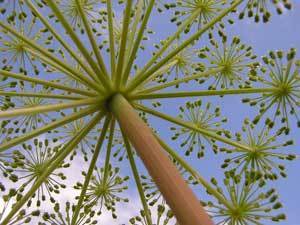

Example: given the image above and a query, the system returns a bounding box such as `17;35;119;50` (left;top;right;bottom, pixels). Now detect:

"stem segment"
109;94;214;225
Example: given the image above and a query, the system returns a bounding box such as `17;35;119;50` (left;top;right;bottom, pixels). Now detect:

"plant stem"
0;69;97;97
133;68;222;94
132;88;276;100
74;0;110;82
0;106;99;152
44;0;112;90
0;113;103;225
155;135;233;210
114;0;133;89
106;0;116;77
109;94;214;225
0;91;84;100
126;0;243;92
103;119;116;181
121;0;155;86
135;104;252;151
0;97;100;119
125;8;202;92
0;20;103;93
71;116;111;225
121;132;153;225
24;0;100;83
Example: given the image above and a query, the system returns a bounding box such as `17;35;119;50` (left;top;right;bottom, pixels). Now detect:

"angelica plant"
0;0;298;225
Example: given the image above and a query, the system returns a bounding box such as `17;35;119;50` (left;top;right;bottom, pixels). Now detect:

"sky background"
0;1;300;225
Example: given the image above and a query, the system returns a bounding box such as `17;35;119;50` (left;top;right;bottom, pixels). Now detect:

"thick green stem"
0;113;102;225
126;0;243;92
135;104;252;151
0;91;83;100
121;132;153;225
109;94;214;225
0;106;99;152
155;135;233;210
132;88;276;100
71;116;111;225
0;69;97;97
0;97;100;119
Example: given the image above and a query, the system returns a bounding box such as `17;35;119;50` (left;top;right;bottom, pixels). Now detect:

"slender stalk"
121;0;155;86
0;113;103;225
25;47;103;93
125;8;202;92
0;69;97;97
126;0;243;92
135;103;252;151
109;94;214;225
24;0;101;83
44;0;112;90
0;106;99;152
71;116;111;225
0;91;84;100
132;88;276;100
106;0;116;77
155;135;233;210
135;68;223;94
114;0;133;89
0;21;103;93
0;97;100;119
103;119;116;180
74;0;110;81
121;132;153;225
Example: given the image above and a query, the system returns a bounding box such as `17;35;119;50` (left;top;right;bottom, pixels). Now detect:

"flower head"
245;48;300;132
39;201;98;225
220;119;296;180
75;165;129;219
239;0;292;23
171;99;228;158
198;35;258;89
205;172;286;224
9;138;68;207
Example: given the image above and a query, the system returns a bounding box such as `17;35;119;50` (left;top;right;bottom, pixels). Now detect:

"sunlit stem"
135;68;223;94
132;88;276;100
0;97;100;119
121;0;155;86
44;0;112;90
0;91;84;100
114;0;133;89
106;0;116;77
155;135;233;211
110;94;213;225
71;116;111;225
24;0;100;83
0;69;97;97
0;106;99;152
121;131;153;225
103;119;116;181
0;20;103;93
0;113;103;225
74;0;110;82
126;0;243;92
135;104;252;151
